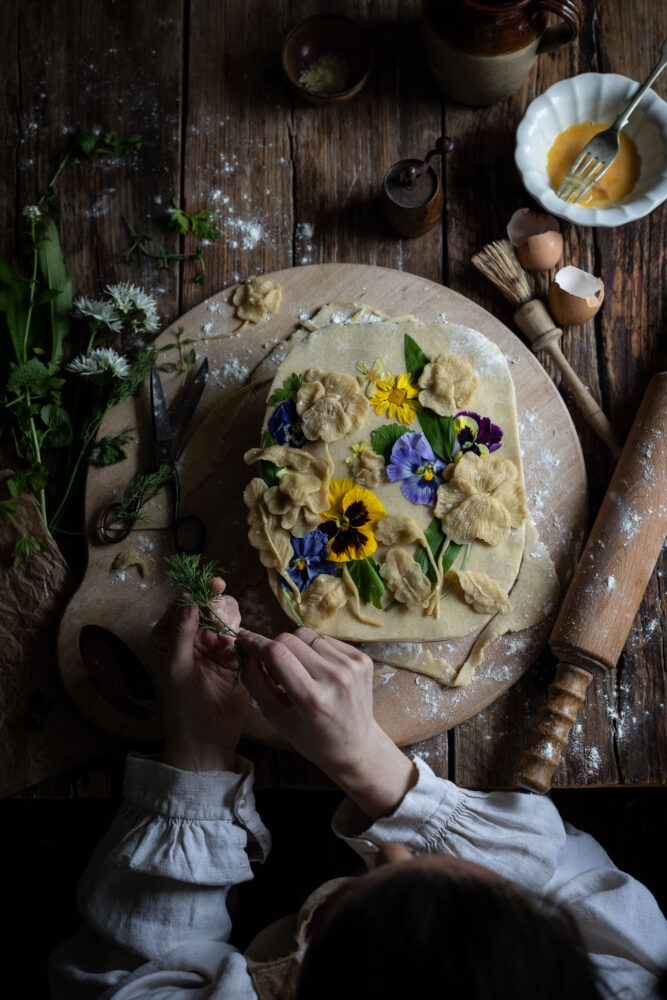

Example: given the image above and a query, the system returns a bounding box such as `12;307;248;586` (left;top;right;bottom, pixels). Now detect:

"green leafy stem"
121;200;221;285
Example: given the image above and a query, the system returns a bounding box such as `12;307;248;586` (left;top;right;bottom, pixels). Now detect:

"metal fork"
557;39;667;205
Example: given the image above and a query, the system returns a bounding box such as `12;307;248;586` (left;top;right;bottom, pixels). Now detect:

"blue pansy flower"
386;432;446;505
285;528;336;592
268;399;306;448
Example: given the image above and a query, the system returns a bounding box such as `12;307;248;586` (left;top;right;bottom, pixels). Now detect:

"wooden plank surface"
1;0;665;797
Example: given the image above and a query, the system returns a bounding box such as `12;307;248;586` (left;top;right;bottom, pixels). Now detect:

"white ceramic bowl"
515;73;667;227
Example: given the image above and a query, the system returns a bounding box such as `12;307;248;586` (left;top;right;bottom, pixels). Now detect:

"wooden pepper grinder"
381;136;453;237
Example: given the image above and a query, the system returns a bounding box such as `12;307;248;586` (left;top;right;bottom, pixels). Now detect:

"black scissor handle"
99;502;133;543
173;514;206;555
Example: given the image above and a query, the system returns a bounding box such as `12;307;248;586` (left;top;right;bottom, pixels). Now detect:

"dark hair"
296;860;606;1000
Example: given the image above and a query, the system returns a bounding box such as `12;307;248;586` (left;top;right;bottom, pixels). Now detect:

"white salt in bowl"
515;73;667;227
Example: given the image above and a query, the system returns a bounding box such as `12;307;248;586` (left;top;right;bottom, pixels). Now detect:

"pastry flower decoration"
354;358;393;398
453;411;503;462
369;373;421;426
244;444;330;537
418;353;478;416
320;477;386;562
232;276;282;324
386;431;446;505
346;440;387;489
433;452;527;546
295;369;369;442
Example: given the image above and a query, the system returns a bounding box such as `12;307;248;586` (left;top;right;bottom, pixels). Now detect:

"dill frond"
165;552;243;686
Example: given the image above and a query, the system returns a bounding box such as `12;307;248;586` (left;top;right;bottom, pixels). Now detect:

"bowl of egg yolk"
515;72;667;227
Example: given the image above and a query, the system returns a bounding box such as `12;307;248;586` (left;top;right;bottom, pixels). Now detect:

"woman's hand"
236;626;416;820
150;578;248;772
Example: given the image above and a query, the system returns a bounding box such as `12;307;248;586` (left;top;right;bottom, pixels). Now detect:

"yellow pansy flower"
320;477;386;562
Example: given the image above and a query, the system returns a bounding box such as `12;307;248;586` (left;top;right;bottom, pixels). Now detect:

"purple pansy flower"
386;432;446;505
453;411;503;461
284;528;336;592
268;399;306;448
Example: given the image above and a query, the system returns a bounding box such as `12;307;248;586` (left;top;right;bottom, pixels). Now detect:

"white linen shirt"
49;754;667;1000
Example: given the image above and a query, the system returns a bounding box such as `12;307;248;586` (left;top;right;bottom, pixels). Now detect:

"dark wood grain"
1;0;665;797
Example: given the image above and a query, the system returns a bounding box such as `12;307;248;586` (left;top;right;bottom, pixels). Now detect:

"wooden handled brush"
472;239;621;458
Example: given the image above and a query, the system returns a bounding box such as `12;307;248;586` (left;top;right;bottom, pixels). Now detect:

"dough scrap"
232;276;282;324
451;519;559;686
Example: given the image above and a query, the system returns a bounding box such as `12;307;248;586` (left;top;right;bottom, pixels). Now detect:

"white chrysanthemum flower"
22;204;42;222
66;347;130;379
73;296;123;333
106;282;160;334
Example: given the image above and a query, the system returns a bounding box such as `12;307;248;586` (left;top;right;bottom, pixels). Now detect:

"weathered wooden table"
2;0;665;797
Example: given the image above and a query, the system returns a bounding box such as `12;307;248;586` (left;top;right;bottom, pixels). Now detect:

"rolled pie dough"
243;304;559;685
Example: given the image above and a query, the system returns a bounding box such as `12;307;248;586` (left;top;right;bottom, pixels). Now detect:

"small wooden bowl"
281;13;372;106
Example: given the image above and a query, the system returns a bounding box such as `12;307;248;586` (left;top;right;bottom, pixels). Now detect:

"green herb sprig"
122;200;221;284
159;326;198;381
89;427;136;467
268;372;303;407
114;463;171;527
165;553;244;686
0;498;46;566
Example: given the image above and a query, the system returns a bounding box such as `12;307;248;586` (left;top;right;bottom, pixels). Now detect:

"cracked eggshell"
507;207;563;271
548;265;605;326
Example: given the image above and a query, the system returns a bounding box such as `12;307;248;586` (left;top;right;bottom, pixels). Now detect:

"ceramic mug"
421;0;586;106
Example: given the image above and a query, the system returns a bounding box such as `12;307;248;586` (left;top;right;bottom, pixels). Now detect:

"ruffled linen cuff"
331;755;464;862
123;752;271;863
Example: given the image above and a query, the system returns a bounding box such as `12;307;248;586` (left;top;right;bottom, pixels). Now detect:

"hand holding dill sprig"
150;555;247;773
165;553;244;683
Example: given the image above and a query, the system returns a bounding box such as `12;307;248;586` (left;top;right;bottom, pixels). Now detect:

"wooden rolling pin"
515;372;667;793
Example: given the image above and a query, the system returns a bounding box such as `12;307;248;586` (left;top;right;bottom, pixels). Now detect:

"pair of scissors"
99;359;208;554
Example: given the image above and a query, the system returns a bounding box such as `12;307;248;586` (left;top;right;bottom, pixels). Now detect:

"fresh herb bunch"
121;199;221;284
0;127;165;560
165;553;244;686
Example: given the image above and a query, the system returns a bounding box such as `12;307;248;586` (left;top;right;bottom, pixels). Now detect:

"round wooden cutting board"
57;264;587;747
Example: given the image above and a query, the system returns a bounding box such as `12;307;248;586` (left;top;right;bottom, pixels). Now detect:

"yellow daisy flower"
320;477;386;562
369;373;421;425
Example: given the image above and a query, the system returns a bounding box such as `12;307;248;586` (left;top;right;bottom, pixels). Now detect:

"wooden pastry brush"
471;239;621;458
